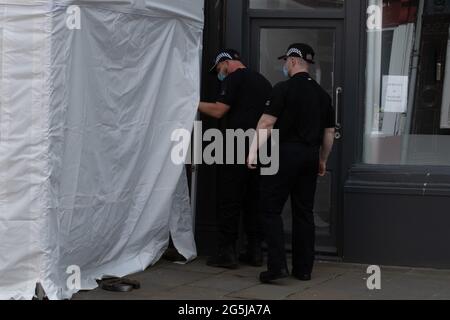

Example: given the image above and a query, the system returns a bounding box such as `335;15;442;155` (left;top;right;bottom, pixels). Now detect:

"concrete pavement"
73;257;450;300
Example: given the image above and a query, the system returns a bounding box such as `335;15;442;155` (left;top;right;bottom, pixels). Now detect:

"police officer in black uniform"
199;49;273;268
247;44;336;283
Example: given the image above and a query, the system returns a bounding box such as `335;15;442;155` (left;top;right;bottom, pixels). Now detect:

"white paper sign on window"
440;28;450;129
381;75;409;113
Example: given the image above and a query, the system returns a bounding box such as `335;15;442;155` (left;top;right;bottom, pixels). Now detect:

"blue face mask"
217;72;226;82
282;64;289;78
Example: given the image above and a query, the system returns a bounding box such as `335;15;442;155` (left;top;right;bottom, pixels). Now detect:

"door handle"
437;62;443;82
335;87;343;139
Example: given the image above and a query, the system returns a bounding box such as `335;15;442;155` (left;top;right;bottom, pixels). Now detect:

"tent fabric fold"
0;0;203;300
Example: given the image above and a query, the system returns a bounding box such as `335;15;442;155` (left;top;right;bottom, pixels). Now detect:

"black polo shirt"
217;68;272;130
264;72;335;146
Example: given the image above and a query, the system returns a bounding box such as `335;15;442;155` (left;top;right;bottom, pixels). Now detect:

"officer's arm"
319;128;335;176
252;113;278;152
198;102;231;119
247;114;277;169
257;114;277;131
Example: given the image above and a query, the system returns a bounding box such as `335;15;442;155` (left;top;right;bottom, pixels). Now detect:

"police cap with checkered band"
209;49;241;73
278;43;315;64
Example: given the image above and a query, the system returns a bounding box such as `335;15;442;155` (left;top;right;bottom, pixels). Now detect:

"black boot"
206;244;238;269
292;269;312;281
259;268;289;284
239;240;263;267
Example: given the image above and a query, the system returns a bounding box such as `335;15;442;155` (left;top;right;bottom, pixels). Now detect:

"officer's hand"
318;160;327;177
247;153;258;170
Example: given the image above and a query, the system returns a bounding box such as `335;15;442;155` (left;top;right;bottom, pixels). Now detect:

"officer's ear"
217;61;227;74
292;57;301;67
218;60;228;74
284;57;291;68
288;57;297;67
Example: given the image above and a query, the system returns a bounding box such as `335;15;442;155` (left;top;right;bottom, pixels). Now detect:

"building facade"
195;0;450;269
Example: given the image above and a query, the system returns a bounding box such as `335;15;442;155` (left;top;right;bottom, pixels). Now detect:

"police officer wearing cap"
198;49;272;269
247;43;336;283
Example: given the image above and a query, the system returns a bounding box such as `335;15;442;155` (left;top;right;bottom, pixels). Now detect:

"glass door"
250;19;344;254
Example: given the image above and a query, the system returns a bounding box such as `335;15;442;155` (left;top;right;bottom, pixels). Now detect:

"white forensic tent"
0;0;203;300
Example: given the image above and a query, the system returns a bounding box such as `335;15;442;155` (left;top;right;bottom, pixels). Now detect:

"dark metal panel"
337;0;364;257
195;0;227;255
345;164;450;196
225;0;245;53
248;9;345;19
344;191;450;269
340;0;365;176
347;164;450;179
355;0;370;165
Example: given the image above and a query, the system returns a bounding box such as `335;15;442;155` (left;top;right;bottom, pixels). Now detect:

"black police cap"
278;43;315;64
209;49;241;73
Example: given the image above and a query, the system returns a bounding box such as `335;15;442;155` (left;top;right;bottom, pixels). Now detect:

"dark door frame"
249;17;345;254
224;0;365;258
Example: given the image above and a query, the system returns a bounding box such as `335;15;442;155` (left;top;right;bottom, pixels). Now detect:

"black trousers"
260;142;320;274
217;164;263;247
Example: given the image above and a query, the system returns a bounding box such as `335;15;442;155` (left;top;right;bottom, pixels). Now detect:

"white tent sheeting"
0;0;203;300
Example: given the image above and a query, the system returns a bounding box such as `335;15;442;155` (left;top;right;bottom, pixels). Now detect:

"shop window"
249;0;344;10
364;0;450;165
